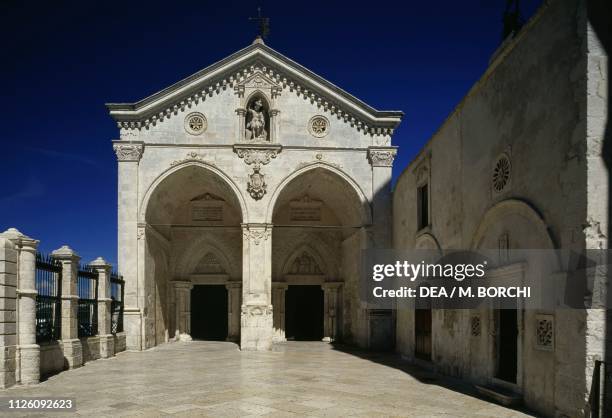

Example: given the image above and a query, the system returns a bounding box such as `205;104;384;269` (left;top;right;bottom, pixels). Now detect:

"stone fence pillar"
1;228;41;385
51;246;82;369
0;230;22;387
90;257;114;358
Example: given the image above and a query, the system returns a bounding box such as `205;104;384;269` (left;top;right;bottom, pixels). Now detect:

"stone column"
271;283;288;342
270;109;280;143
173;281;193;342
90;257;113;358
322;282;342;343
367;147;397;248
1;228;40;385
236;108;246;142
51;245;82;369
367;148;396;350
240;224;273;351
225;281;241;342
0;231;18;388
113;140;144;351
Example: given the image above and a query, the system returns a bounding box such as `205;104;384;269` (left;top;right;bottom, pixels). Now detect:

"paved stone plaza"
3;342;532;417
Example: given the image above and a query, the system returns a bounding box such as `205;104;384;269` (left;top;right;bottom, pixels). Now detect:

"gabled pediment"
106;40;403;136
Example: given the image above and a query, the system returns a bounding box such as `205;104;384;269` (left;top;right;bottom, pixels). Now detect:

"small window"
417;184;429;230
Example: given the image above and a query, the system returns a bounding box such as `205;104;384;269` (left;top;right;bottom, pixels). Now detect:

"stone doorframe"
272;277;342;343
485;263;526;393
172;275;242;343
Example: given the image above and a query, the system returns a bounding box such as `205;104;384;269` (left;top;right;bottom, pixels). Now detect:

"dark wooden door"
190;285;228;340
285;285;324;341
496;309;518;383
415;309;432;360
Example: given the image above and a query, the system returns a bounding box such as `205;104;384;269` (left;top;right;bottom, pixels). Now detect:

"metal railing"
77;264;98;338
35;253;62;343
110;272;124;334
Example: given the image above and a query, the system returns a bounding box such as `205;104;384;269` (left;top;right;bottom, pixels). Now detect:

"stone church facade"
105;0;608;416
107;38;402;352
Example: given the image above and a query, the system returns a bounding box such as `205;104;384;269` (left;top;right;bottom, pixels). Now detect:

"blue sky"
1;1;541;267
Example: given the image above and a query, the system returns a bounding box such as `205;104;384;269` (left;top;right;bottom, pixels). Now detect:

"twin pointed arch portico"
110;39;401;351
139;159;372;226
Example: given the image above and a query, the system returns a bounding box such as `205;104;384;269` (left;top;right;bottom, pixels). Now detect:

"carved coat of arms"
247;168;266;200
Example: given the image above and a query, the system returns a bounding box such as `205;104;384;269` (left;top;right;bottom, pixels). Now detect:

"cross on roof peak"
249;7;270;42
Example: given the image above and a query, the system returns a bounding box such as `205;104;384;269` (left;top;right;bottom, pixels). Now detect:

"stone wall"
0;228;126;388
392;0;608;416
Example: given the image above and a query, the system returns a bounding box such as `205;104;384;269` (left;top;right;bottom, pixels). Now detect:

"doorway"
415;308;432;361
190;285;228;340
285;285;324;341
496;309;518;383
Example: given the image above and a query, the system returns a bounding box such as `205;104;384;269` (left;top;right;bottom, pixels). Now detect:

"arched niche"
244;91;271;141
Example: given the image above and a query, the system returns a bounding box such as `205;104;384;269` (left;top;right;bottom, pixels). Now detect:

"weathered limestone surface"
392;1;608;416
52;245;82;370
107;38;402;352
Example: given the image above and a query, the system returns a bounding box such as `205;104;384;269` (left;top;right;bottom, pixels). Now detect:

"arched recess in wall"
174;237;240;279
265;162;372;226
470;199;556;251
140;161;248;225
415;233;442;254
281;244;328;277
272;232;339;280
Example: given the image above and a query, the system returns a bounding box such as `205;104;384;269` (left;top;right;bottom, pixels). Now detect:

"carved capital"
242;224;272;245
113;141;144;162
234;85;245;98
367;147;397;167
233;144;282;167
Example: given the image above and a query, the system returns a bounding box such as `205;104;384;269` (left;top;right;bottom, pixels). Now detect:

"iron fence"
110;272;124;334
77;264;98;338
35;253;62;343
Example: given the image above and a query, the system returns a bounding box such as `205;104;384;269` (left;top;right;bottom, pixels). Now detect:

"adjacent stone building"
107;38;402;352
393;1;608;416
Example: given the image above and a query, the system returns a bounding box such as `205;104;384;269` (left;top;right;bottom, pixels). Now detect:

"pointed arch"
139;160;248;224
265;161;372;225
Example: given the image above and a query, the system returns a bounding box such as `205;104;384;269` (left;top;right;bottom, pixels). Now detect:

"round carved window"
308;115;330;138
185;112;207;135
492;154;511;193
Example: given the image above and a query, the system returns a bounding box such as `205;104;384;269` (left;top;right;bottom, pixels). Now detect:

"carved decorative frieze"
242;225;272;245
241;304;273;317
170;151;213;167
234;145;281;200
367;147;397;167
111;61;400;137
113;142;144;162
234;145;281;167
535;314;554;350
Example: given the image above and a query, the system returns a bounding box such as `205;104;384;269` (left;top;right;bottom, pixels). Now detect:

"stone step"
475;384;523;407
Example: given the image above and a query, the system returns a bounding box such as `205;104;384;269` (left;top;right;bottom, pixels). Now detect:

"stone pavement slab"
0;341;534;417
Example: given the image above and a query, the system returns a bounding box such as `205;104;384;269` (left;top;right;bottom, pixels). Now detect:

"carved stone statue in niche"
245;97;270;141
